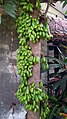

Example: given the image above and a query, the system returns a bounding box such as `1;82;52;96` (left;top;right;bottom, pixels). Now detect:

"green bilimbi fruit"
26;86;29;94
34;108;37;113
35;97;39;102
36;105;39;110
30;87;34;93
44;113;46;118
31;82;35;87
45;64;49;70
39;82;43;88
37;88;42;92
33;101;36;106
42;57;46;62
24;100;28;105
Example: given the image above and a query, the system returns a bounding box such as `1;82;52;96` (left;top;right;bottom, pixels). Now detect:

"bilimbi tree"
0;0;67;119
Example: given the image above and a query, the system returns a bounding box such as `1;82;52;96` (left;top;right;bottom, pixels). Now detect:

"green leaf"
49;63;63;69
0;0;18;18
4;3;16;18
6;0;18;5
47;56;64;67
53;75;67;94
62;1;67;8
60;75;67;92
53;80;60;90
49;105;58;119
57;47;65;61
60;79;66;92
0;0;3;4
65;10;67;14
5;9;16;18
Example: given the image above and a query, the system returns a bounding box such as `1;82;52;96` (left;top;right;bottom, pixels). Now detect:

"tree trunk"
27;1;47;119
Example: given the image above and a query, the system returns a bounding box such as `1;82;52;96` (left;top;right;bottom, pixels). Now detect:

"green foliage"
49;105;58;119
61;0;67;8
44;46;67;119
65;11;67;14
0;0;3;4
48;98;67;119
46;47;67;96
0;0;18;18
53;75;67;96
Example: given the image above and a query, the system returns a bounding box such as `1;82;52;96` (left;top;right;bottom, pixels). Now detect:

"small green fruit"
39;82;43;88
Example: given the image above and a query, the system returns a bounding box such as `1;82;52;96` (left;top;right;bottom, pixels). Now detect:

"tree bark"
27;1;47;119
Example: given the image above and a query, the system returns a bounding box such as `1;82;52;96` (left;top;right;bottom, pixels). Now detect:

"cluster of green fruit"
16;81;49;114
17;44;39;80
20;0;34;12
16;0;51;118
16;12;52;44
20;0;41;12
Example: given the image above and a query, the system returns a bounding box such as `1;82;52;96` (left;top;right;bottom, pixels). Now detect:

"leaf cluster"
0;0;18;18
43;45;67;119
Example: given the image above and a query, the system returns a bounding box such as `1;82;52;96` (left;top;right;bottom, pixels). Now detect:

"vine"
16;0;52;118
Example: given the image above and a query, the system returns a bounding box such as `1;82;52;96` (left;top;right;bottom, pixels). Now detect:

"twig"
44;0;53;17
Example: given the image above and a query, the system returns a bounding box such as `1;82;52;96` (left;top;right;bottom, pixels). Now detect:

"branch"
44;0;52;17
44;2;50;17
